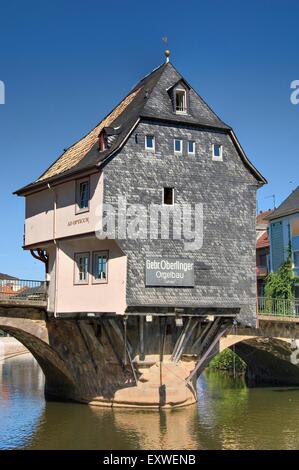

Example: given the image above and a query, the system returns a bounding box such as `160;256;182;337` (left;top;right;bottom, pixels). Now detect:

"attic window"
212;144;223;161
145;135;155;151
175;90;187;114
174;139;183;154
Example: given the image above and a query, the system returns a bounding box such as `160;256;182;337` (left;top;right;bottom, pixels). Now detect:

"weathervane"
162;36;170;63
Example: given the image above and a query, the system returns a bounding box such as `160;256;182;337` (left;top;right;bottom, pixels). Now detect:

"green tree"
265;242;299;300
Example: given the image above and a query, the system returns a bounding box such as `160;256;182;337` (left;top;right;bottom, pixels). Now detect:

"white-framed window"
212;143;223;161
93;251;108;284
174;139;183;154
188;140;195;155
74;252;89;285
76;178;90;213
163;187;174;206
294;251;299;269
175;89;187;114
145;135;155;151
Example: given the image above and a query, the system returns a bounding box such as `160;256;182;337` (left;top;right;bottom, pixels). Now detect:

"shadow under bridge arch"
219;334;299;387
0;316;75;398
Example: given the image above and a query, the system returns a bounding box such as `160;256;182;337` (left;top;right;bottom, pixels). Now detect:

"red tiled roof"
256;231;269;249
0;273;18;280
256;210;273;225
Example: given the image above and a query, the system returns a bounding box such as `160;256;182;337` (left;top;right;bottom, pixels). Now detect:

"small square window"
76;179;90;213
188;140;195;154
174;139;183;154
145;135;155;151
163;187;174;205
212;144;223;161
93;251;108;283
74;252;89;285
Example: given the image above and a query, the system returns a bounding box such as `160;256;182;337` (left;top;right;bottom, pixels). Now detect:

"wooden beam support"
171;318;192;361
173;318;198;363
139;315;145;361
186;322;229;383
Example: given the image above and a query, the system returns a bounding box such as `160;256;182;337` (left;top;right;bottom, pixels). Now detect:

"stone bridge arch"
0;316;75;398
220;334;291;351
216;333;299;387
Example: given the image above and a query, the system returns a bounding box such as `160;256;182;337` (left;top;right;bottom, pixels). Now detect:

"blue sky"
0;0;298;279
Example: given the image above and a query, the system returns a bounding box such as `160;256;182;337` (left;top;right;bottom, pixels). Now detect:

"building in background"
256;210;272;297
267;186;299;299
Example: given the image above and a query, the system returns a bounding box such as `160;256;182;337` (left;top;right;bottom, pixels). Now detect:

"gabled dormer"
167;79;190;115
99;126;121;152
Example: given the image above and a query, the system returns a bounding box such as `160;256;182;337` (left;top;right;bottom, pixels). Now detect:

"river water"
1;354;299;450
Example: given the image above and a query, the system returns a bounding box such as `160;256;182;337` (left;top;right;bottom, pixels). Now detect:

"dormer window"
167;79;190;115
175;90;187;114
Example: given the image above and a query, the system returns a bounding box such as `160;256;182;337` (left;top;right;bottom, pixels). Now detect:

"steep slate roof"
266;186;299;221
15;61;266;195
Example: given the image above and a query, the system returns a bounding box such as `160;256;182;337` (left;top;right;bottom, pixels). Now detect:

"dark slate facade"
101;63;264;326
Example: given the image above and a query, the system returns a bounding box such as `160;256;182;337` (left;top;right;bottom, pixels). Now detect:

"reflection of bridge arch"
0;316;75;396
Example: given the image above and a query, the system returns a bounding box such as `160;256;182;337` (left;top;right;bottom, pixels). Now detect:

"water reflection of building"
0;355;45;450
107;406;199;450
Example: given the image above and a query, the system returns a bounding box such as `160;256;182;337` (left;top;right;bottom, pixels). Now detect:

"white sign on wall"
145;257;195;287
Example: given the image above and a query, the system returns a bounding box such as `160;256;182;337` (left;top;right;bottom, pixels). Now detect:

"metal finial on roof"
162;37;170;63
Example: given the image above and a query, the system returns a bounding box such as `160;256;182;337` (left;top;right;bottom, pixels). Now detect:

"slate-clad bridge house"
13;54;266;408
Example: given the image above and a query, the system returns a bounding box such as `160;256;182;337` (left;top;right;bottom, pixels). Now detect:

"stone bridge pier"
0;310;233;408
2;310;299;408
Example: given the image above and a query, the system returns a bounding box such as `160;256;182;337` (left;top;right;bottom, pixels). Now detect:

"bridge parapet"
0;278;47;308
257;297;299;320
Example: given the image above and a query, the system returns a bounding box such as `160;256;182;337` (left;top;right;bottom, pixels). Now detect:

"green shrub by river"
209;348;246;372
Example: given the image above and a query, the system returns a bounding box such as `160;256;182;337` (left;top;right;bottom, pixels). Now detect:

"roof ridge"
130;62;166;92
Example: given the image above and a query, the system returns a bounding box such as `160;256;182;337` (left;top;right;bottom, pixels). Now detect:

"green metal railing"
257;297;299;318
0;278;47;305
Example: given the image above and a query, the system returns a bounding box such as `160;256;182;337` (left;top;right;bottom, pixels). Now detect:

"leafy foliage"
265;242;299;300
209;348;246;372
